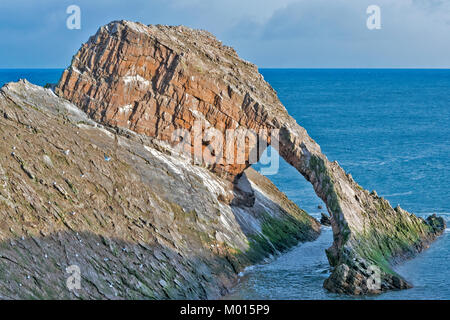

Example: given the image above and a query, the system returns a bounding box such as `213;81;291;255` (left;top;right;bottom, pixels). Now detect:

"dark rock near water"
426;214;446;233
320;213;331;226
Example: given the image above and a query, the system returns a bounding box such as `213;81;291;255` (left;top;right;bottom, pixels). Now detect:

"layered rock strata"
0;80;320;299
55;20;445;294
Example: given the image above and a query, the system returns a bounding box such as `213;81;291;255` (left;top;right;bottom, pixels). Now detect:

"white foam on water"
382;191;413;197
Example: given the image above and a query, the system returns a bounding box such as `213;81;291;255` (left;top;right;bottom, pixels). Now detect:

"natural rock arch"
56;20;445;294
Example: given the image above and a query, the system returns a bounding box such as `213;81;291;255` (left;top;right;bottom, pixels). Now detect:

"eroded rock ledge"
55;20;446;295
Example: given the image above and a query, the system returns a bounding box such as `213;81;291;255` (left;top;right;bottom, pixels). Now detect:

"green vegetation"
234;211;316;265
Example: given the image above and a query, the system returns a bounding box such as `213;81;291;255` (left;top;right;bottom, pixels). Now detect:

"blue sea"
1;68;449;299
0;69;63;88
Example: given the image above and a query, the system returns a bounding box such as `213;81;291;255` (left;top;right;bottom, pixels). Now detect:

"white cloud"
0;0;449;68
226;0;450;67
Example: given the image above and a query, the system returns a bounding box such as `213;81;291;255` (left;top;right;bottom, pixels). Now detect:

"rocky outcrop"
0;79;320;299
56;21;282;180
320;213;331;227
55;20;446;295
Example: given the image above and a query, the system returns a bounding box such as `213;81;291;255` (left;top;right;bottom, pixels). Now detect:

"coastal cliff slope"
0;80;320;299
55;20;445;294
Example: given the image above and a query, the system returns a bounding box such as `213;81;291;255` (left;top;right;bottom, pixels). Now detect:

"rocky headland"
0;20;445;298
0;79;320;298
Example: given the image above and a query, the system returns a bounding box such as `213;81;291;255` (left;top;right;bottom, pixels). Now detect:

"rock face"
55;20;445;295
0;79;320;299
56;21;284;180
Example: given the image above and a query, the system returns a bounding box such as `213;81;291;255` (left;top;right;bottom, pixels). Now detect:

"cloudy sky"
1;0;449;68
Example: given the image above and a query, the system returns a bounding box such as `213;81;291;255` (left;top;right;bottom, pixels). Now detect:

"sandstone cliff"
0;80;320;299
55;20;445;295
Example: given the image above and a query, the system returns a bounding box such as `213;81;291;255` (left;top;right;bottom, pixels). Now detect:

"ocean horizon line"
1;67;450;70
